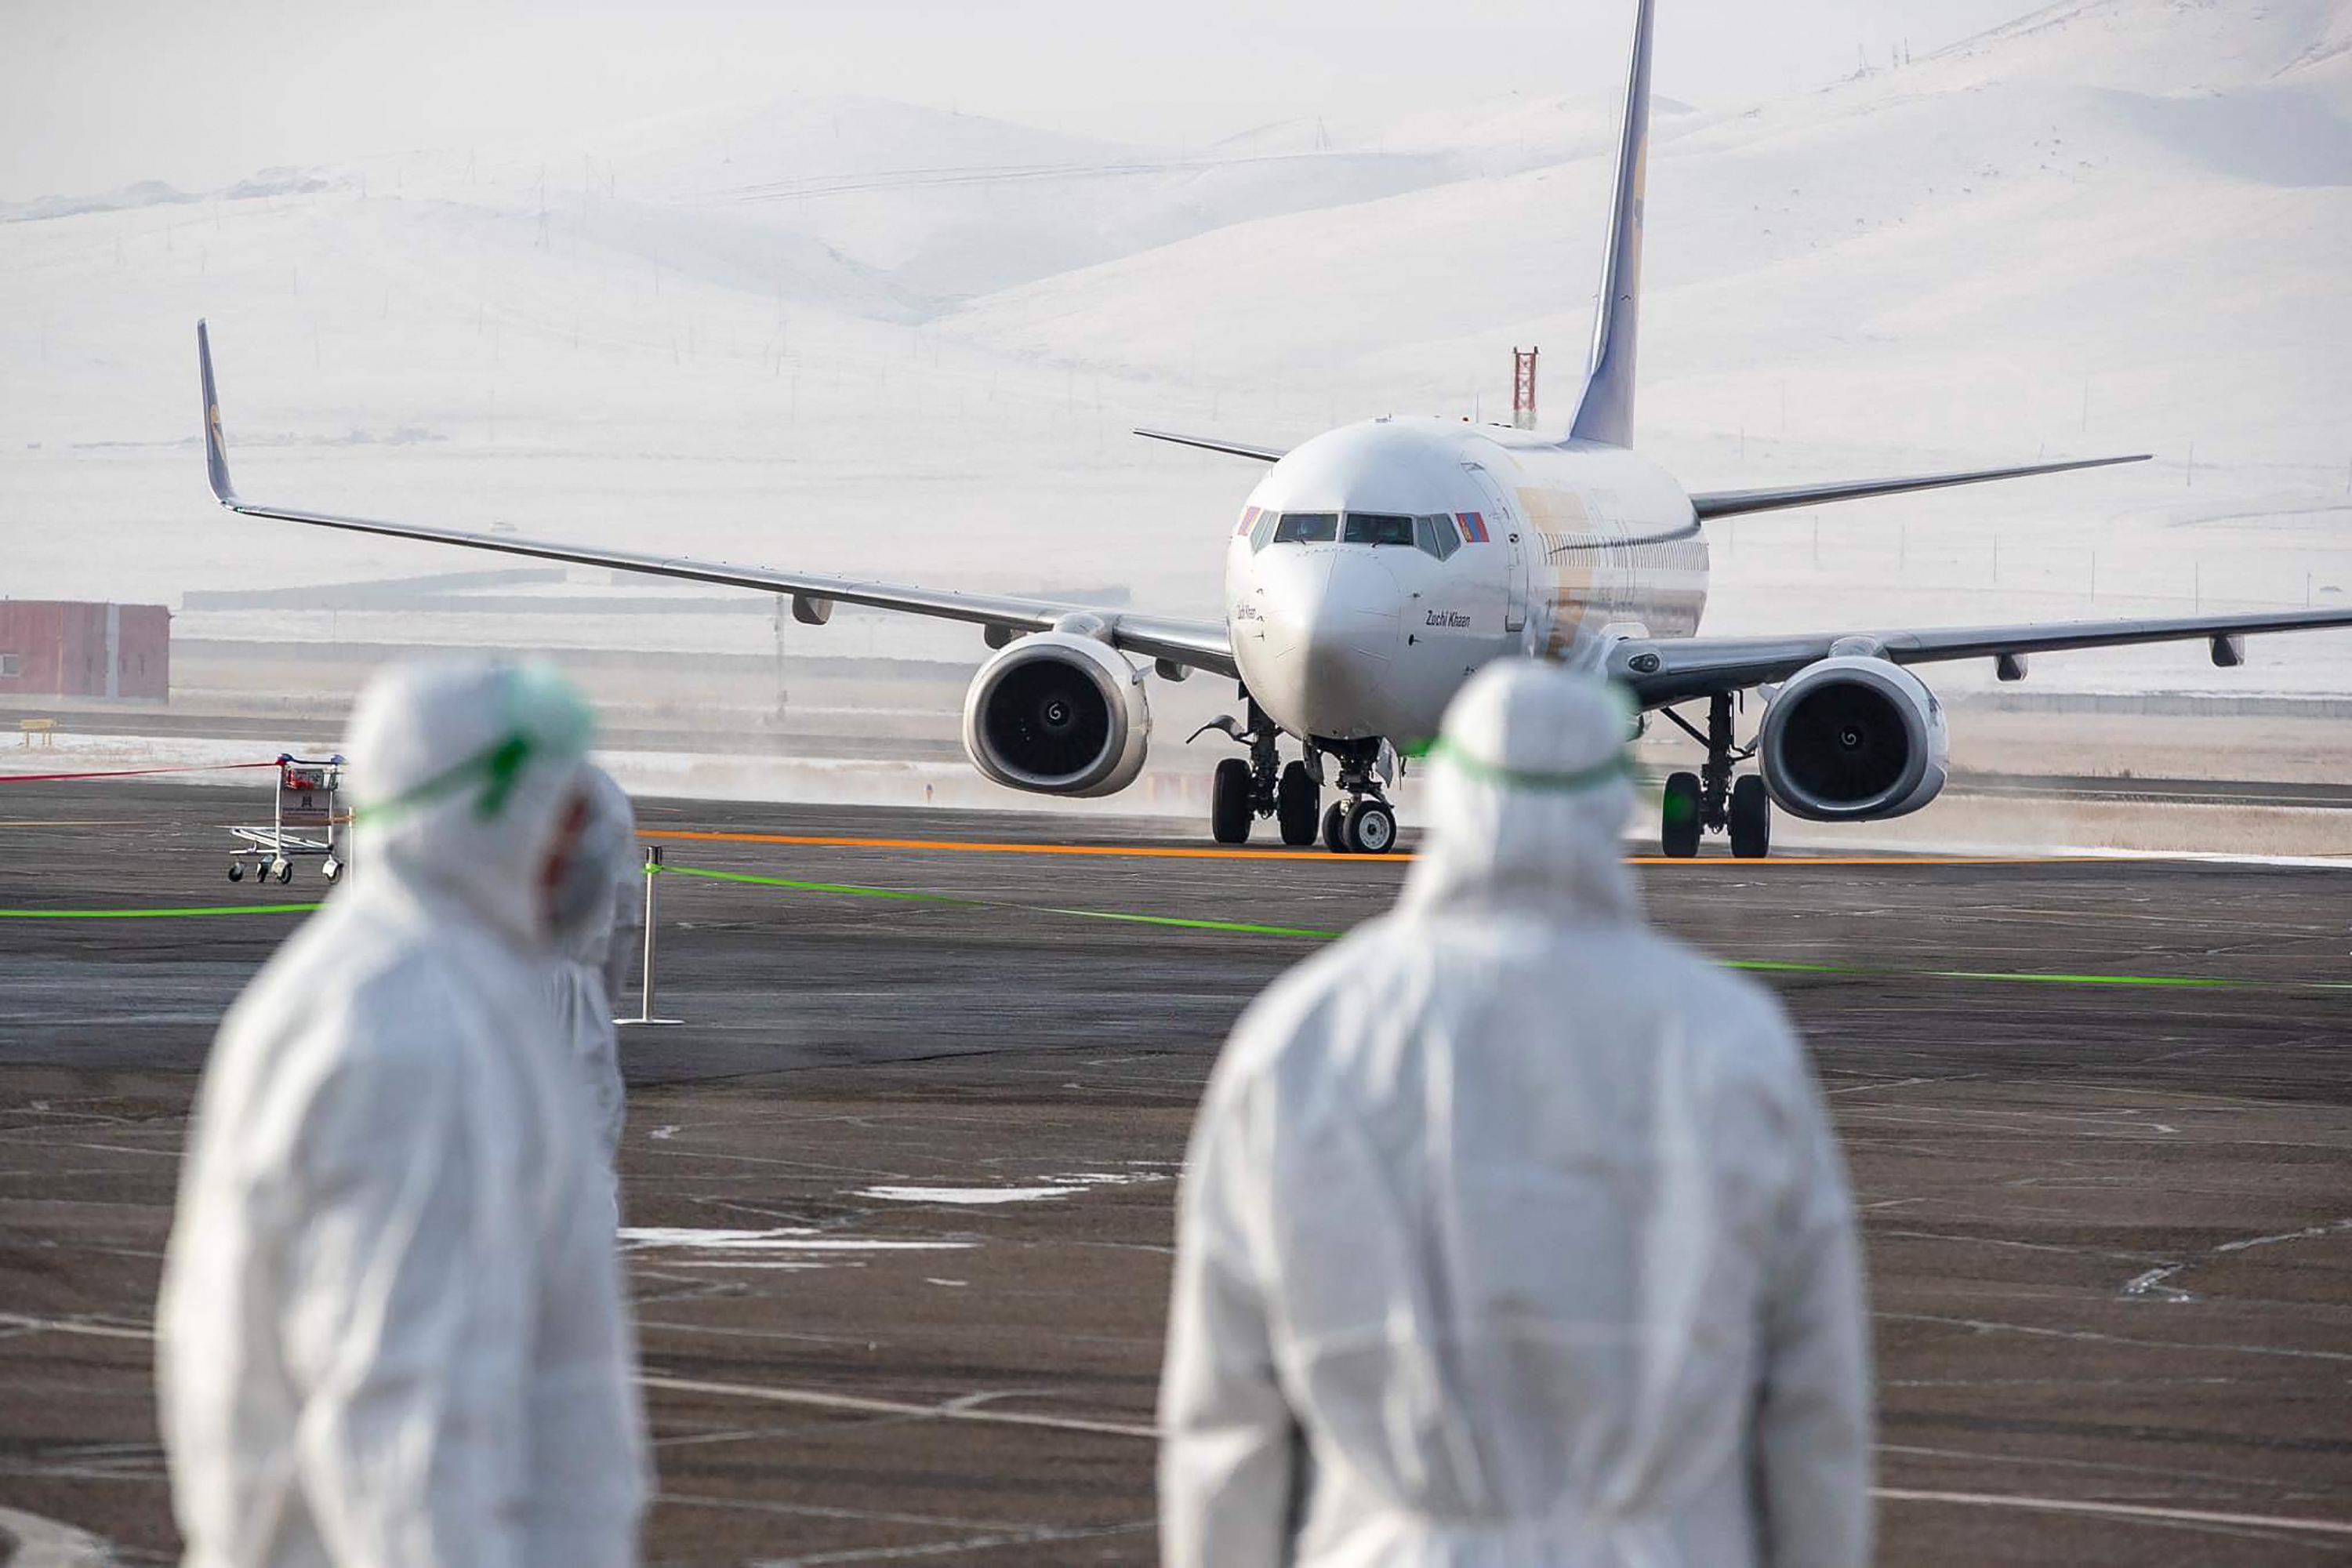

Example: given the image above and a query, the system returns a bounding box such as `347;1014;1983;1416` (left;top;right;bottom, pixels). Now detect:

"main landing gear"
1196;704;1396;854
1205;696;1312;846
1659;691;1771;860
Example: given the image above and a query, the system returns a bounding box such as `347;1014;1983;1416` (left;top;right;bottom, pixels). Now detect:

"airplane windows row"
1248;510;1464;561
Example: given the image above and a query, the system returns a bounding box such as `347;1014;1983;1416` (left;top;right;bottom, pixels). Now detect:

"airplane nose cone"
1247;550;1401;739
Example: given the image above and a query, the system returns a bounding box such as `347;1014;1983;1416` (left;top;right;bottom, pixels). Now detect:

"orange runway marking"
637;829;2090;869
640;829;1361;863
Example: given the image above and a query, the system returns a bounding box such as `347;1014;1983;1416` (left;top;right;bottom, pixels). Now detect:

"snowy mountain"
1;0;2346;698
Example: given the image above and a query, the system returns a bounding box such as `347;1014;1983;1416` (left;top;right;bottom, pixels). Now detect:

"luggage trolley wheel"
321;858;343;885
227;862;244;884
274;861;295;885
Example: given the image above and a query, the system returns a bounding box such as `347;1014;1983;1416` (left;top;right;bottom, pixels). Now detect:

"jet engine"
1758;654;1948;822
962;631;1151;798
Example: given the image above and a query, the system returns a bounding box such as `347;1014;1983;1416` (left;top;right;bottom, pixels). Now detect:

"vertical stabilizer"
1567;0;1656;449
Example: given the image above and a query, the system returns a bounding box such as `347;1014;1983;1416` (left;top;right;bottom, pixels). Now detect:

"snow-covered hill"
2;0;2347;701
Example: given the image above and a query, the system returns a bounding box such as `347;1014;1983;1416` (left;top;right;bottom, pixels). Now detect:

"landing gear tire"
1344;799;1398;856
1729;775;1772;860
1276;762;1320;847
1211;758;1254;845
1662;771;1702;860
1322;801;1351;854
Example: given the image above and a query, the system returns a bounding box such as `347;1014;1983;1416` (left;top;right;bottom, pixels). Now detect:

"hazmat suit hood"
343;659;596;949
1400;659;1641;924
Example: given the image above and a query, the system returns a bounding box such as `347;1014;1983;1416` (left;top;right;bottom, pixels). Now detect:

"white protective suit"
546;765;644;1191
1160;660;1871;1568
158;659;650;1568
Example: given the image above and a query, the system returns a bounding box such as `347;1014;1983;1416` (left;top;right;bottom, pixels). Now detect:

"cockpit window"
1342;513;1416;547
1414;514;1461;561
1248;510;1280;552
1274;511;1338;545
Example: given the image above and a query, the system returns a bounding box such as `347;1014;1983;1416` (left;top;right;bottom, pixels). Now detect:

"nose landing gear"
1319;739;1397;855
1659;691;1771;859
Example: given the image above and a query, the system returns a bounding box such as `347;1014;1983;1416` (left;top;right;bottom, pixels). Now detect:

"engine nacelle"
1758;655;1949;822
961;632;1151;798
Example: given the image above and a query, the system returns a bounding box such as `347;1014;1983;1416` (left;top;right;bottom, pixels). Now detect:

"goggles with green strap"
348;663;596;826
1413;734;1637;795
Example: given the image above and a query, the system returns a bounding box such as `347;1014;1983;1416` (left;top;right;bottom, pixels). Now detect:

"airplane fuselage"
1225;416;1708;746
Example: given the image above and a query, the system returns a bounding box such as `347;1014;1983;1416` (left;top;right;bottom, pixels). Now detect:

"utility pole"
773;599;788;720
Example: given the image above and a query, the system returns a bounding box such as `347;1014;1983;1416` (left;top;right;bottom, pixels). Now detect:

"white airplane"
196;0;2352;857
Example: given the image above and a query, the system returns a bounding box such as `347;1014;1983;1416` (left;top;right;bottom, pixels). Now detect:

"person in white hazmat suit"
1159;659;1871;1568
157;659;650;1568
546;764;644;1212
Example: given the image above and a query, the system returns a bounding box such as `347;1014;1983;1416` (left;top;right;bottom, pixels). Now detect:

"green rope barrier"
660;864;2348;993
0;903;323;920
5;863;2342;999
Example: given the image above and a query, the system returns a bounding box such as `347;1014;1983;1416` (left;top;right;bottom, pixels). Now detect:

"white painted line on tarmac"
12;1311;2347;1541
638;1375;1157;1439
1873;1486;2352;1537
0;1312;153;1343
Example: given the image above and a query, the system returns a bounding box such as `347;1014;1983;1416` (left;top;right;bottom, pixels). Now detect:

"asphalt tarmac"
2;781;2349;1564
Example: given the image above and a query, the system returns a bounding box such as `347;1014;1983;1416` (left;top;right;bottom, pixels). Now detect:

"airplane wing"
1688;454;2151;520
1611;611;2352;709
197;323;1237;680
1132;427;1289;463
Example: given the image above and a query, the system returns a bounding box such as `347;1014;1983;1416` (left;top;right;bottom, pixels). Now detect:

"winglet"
1568;0;1656;449
197;319;238;505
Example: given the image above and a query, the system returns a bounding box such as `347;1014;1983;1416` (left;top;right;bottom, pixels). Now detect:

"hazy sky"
4;0;2040;201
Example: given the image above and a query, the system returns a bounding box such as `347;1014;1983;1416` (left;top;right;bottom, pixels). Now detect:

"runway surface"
2;781;2349;1563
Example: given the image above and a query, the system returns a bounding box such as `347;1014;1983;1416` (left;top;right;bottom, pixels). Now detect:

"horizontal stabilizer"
1133;428;1288;463
1690;454;2151;521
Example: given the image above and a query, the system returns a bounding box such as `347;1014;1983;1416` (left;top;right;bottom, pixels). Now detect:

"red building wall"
0;602;170;699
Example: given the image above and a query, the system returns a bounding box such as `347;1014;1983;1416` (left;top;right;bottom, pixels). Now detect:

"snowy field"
3;0;2349;758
